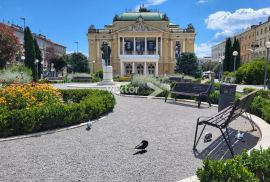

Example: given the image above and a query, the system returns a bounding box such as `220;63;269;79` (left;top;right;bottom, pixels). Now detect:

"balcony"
119;54;160;59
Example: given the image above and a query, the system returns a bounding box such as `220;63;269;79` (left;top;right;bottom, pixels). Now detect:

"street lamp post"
74;41;79;53
92;60;95;74
264;42;270;89
35;59;39;81
232;51;238;74
219;56;224;82
40;61;44;79
20;17;26;29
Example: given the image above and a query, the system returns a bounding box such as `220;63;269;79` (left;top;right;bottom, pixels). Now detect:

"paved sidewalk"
0;96;260;182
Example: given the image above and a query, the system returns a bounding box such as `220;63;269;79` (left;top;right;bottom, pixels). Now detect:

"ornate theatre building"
88;7;196;76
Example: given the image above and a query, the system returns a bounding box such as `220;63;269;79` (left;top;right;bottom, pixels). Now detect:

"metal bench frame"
193;91;257;157
165;82;212;108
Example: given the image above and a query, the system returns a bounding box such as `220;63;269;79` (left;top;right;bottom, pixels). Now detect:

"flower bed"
0;84;115;137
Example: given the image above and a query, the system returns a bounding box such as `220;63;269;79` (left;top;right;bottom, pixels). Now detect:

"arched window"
148;64;155;75
125;64;132;75
137;64;144;74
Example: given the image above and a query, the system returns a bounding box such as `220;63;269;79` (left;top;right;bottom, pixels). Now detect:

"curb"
0;116;107;143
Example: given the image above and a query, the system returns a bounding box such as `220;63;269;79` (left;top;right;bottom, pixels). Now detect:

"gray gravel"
0;96;259;182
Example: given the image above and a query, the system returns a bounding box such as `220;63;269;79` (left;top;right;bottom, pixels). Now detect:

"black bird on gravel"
135;140;148;150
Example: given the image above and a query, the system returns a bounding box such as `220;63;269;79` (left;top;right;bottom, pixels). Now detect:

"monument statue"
98;41;114;85
101;42;111;66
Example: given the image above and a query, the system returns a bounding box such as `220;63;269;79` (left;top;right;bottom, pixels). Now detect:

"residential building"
211;41;226;62
236;25;257;62
0;22;66;71
88;6;196;76
255;17;270;58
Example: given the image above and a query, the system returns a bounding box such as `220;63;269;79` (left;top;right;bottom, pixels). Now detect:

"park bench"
165;82;212;108
169;77;192;83
72;76;92;82
47;77;64;83
169;76;184;83
193;91;257;157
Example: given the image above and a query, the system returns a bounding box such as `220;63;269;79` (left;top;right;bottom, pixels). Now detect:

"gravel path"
0;96;260;182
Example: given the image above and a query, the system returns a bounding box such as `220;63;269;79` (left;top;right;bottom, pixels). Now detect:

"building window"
125;64;132;75
135;38;145;55
137;64;144;74
261;29;263;35
265;27;267;33
148;64;155;75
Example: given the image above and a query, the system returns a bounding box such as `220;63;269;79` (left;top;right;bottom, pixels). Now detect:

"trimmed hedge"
250;90;270;124
0;89;115;137
197;148;270;181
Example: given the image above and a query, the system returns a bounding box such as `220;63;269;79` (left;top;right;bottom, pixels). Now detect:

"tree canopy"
66;52;89;73
224;37;241;72
0;24;19;69
50;56;67;74
175;52;201;78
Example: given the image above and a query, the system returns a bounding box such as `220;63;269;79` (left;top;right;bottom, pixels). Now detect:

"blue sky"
0;0;270;57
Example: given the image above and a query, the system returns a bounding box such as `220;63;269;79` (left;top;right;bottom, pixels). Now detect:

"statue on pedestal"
98;41;114;85
101;42;111;66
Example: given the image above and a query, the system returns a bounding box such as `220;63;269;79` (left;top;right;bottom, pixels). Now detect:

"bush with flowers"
0;84;115;137
0;84;62;110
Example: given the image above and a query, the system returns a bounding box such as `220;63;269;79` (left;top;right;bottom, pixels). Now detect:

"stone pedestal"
98;66;115;85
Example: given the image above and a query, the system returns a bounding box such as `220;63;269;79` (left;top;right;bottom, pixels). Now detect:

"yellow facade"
88;8;196;76
236;26;256;63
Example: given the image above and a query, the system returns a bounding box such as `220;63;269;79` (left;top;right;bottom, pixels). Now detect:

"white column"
133;37;136;55
160;37;163;56
97;41;100;58
120;62;124;76
171;40;173;58
118;37;120;56
144;62;147;75
122;37;125;55
156;37;158;55
155;62;158;76
132;62;135;74
183;39;186;52
145;37;147;55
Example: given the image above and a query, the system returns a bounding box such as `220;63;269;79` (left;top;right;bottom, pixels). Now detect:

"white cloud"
135;0;167;11
195;42;214;58
205;7;270;39
197;0;208;4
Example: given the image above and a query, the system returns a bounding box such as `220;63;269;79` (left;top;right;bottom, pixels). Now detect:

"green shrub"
197;158;257;182
236;59;270;85
0;89;115;137
0;65;32;83
95;70;103;79
209;90;220;104
197;148;270;181
214;82;221;90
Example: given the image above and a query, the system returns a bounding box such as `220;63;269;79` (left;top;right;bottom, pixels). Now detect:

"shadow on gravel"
133;150;147;155
193;127;259;160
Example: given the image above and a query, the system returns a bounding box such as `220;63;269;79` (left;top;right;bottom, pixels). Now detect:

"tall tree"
67;52;89;73
224;38;232;72
33;38;42;79
50;56;67;76
175;52;201;78
0;23;19;69
24;27;36;78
